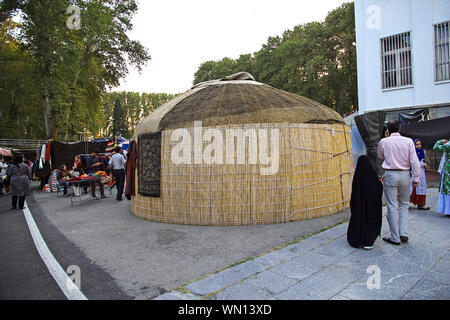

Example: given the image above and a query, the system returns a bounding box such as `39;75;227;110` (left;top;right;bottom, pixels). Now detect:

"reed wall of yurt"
131;122;353;225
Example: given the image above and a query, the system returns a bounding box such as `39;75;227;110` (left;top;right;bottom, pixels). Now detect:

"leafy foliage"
100;91;175;139
193;2;357;115
0;0;151;140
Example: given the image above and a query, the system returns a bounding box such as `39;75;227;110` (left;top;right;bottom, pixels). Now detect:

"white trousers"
384;170;411;243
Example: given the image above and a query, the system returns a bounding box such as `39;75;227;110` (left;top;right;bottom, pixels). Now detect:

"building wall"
355;0;450;113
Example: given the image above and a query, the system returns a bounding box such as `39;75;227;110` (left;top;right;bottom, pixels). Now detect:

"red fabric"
105;139;115;153
107;172;115;187
125;140;137;197
410;187;426;207
99;155;106;171
67;176;95;182
45;142;51;161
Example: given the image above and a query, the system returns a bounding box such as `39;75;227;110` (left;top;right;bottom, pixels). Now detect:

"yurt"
130;72;353;225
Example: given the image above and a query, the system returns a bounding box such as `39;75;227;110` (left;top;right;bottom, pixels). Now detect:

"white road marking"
22;201;88;300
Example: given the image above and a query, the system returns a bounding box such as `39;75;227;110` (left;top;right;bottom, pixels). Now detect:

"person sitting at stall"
71;155;84;176
70;155;84;196
57;164;70;196
85;149;107;199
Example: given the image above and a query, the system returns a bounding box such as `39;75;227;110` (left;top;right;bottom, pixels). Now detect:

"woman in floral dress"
433;139;450;216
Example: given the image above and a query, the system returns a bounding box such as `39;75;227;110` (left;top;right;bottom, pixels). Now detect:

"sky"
114;0;349;94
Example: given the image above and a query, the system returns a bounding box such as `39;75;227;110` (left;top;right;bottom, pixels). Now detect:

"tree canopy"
193;2;357;115
0;0;151;140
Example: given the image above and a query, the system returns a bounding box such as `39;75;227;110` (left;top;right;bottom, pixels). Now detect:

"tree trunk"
42;94;50;138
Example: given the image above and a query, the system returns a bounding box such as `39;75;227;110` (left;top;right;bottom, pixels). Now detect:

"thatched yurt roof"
134;72;343;137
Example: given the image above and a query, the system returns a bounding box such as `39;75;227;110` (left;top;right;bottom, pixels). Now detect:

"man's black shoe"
383;237;401;245
400;236;409;243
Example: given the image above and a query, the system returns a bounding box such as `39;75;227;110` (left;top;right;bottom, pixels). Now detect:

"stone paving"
154;189;450;300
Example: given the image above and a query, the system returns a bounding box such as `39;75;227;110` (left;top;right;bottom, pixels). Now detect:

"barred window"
381;32;412;89
434;21;450;81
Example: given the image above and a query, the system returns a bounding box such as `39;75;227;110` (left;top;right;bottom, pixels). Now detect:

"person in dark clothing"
8;156;31;210
32;158;50;191
347;155;383;250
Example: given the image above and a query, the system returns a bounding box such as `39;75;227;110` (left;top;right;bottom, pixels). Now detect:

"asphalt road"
0;186;131;300
0;181;350;299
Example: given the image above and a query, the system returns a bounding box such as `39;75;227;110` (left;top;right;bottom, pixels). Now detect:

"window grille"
434;21;450;82
381;32;412;89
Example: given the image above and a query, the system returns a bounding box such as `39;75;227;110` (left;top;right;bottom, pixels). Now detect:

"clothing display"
49;170;59;192
401;116;450;147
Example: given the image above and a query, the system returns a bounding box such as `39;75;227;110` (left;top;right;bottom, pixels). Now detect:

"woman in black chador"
347;155;383;250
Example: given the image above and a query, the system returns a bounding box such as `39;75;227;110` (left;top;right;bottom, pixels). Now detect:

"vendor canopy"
401;116;450;146
354;111;386;177
50;140;108;170
0;148;12;157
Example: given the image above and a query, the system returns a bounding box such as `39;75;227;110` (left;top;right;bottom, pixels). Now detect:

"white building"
355;0;450;119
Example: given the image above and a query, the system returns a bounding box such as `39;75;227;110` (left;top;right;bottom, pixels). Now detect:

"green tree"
100;91;175;139
112;97;123;138
192;2;357;115
0;0;151;140
0;18;43;139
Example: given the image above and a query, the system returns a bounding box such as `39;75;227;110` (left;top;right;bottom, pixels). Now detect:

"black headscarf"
347;155;383;248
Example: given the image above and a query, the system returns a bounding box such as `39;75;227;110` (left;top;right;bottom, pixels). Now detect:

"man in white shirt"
110;146;127;201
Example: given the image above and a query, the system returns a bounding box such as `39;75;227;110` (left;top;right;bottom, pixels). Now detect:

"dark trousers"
59;181;68;195
39;176;49;190
3;177;10;192
12;196;25;209
113;169;125;200
90;180;105;198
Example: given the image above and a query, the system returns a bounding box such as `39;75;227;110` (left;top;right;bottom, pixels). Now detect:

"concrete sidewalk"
155;188;450;300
